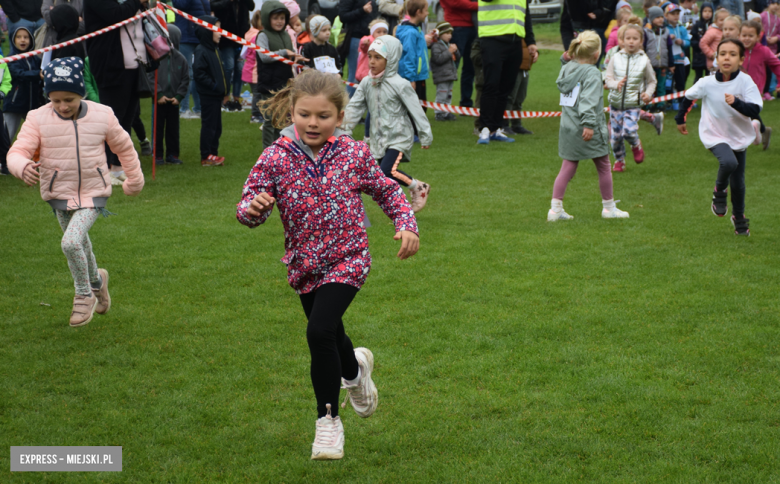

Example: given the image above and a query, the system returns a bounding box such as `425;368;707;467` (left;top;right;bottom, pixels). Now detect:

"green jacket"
0;62;12;98
556;56;609;161
343;35;433;160
84;58;100;103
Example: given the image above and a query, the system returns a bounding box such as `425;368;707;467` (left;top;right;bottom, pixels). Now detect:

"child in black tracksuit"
193;15;228;166
690;2;714;83
148;24;189;166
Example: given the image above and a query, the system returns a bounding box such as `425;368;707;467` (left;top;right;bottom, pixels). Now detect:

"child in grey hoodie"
548;31;629;222
430;22;460;121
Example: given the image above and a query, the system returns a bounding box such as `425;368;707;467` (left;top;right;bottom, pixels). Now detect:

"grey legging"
56;208;101;295
710;143;747;217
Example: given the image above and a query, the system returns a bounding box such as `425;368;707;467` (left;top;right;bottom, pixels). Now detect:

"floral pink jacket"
237;126;418;294
8;101;143;210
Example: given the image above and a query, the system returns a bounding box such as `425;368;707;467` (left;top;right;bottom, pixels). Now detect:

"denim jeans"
220;46;240;98
231;48;243;97
347;37;360;97
451;26;477;106
179;43;201;113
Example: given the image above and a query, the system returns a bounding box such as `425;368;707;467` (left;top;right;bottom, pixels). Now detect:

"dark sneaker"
0;163;9;175
762;126;772;151
512;126;534;135
712;188;728;217
731;215;750;236
155;157;165;166
166;156;183;165
140;139;152;156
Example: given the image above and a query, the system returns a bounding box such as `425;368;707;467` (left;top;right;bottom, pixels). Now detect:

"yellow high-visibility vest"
166;8;176;24
477;0;527;38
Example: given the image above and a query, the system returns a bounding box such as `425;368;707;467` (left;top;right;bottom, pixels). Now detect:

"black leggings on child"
379;149;413;187
710;143;746;217
301;283;360;418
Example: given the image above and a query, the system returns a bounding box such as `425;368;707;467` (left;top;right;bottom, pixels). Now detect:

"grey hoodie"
343;35;433;160
556;55;609;160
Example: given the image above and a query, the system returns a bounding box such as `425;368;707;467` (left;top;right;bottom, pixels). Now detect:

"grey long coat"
556;56;609;161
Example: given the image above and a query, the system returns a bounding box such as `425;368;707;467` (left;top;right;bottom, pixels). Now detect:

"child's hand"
670;34;676;40
582;127;593;141
410;81;416;90
172;98;179;105
617;76;627;92
22;162;41;186
670;66;675;73
158;96;168;104
641;92;651;103
448;44;457;54
393;231;419;260
725;93;735;105
293;54;308;64
676;38;683;45
247;192;276;217
677;123;688;135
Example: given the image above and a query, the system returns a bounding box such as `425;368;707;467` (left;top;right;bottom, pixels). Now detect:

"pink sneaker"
763;92;773;102
613;160;625;172
631;142;645;163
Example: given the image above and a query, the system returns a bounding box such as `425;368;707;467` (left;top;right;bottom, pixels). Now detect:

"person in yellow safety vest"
475;0;539;145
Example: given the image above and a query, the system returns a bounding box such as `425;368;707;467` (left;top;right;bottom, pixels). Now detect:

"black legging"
132;100;146;142
379;149;413;187
301;283;360;418
710;143;746;217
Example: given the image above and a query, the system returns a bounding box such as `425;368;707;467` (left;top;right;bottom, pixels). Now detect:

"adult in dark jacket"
211;0;253;105
84;0;149;173
560;1;575;51
338;0;378;95
193;15;228;163
4;26;43;139
50;3;87;60
0;0;45;36
41;0;85;48
441;0;478;107
564;0;616;54
173;0;211;116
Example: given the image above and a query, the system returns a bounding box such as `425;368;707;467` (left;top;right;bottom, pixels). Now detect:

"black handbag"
124;24;159;98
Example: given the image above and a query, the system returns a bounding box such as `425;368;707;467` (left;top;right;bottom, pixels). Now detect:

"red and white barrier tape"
0;9;157;65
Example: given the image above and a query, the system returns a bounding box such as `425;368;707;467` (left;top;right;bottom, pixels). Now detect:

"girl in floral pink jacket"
8;57;144;328
236;70;418;461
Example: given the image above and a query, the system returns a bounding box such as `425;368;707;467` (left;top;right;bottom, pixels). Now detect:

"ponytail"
567;30;602;61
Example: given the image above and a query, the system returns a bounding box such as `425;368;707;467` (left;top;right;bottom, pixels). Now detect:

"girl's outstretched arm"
237;151;278;228
354;144;418;236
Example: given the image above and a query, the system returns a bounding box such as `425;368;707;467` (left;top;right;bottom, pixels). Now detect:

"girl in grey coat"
343;35;433;212
548;31;629;222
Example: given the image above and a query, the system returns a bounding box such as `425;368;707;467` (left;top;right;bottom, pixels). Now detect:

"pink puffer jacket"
8;101;144;210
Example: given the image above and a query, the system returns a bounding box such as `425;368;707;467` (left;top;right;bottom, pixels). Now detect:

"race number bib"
560;83;580;107
314;56;339;74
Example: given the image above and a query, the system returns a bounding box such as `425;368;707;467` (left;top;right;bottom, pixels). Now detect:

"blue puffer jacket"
173;0;211;45
4;26;43;114
395;20;429;82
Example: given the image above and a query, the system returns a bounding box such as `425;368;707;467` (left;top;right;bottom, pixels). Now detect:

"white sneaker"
477;127;490;144
653;112;664;135
109;173;123;186
752;120;762;145
602;206;630;218
547;209;574;221
341;347;378;418
409;181;431;213
311;404;344;460
363;136;370;143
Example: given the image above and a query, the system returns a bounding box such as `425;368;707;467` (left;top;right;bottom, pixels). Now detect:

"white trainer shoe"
341;347;378;418
547;209;574;221
602;207;630;218
311;404;344;460
477;127;490;144
409;182;431;213
653;112;664;135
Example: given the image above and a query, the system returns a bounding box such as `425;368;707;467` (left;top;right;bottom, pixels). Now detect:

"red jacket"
441;0;477;28
742;43;780;93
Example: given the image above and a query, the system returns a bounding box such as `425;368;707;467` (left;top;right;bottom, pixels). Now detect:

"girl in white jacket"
605;24;658;173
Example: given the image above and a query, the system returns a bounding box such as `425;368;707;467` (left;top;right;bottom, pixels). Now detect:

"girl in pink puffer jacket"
8;57;144;328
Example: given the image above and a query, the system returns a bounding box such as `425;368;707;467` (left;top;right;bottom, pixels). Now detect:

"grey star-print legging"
56;208;100;296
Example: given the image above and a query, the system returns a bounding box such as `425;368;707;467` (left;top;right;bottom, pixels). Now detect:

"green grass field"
2;50;780;482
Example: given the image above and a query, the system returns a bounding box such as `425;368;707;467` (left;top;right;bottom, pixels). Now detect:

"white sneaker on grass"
477;127;490;145
341;347;378;418
653;112;664;135
409;182;431;213
311;404;344;460
547;209;574;221
602;199;629;218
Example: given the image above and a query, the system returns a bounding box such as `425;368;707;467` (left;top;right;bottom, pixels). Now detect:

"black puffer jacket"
338;0;379;39
211;0;254;49
51;3;87;60
564;0;616;31
691;2;714;69
84;0;144;88
193;15;228;97
0;0;43;23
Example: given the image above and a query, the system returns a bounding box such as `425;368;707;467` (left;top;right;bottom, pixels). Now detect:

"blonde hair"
618;23;644;42
259;70;349;129
615;8;632;24
724;15;742;29
369;17;389;29
715;8;730;20
567;30;602;60
251;10;263;31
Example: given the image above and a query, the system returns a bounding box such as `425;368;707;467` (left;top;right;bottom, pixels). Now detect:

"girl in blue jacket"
4;26;42;140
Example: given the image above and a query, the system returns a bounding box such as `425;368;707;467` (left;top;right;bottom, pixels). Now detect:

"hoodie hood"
261;1;290;31
557;60;596;94
51;4;81;40
370;35;402;81
195;15;219;49
10;27;35;55
700;2;714;21
167;24;182;51
279;124;350;160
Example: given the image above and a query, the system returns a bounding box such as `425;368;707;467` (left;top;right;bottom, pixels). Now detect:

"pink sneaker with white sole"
631;142;645;163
